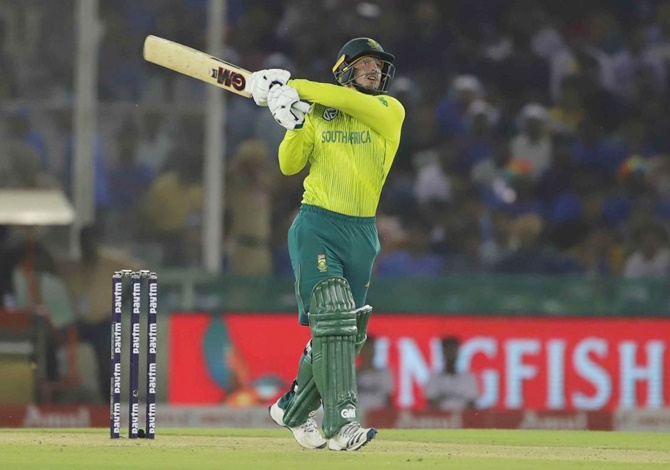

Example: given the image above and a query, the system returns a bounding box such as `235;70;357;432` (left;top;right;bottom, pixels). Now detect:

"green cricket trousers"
288;204;380;325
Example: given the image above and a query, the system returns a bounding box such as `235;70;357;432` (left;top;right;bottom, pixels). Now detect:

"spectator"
8;228;75;399
225;140;275;275
612;27;667;101
434;75;484;140
495;32;550;106
6;112;50;172
509;103;553;180
106;123;156;245
479;210;514;268
0;115;59;190
388;76;422;175
500;171;543;217
356;336;393;416
643;102;670;155
107;123;155;220
572;49;627;132
588;11;626;57
454;100;498;176
573;227;625;275
617;116;657;162
392;0;456;78
376;214;406;257
571;119;620;174
138;142;203;267
0;142;48;189
528;5;564;61
648;154;670;200
376;217;445;276
412;149;452;207
544;187;591;252
623;224;670;278
443;221;488;274
646;2;670;48
54;110;110;214
425;337;478;410
548;77;585;135
59;225;143;402
225;93;259;157
136;111;174;174
97;8;145;100
479;23;513;63
496;213;582;274
537;134;579;203
472;139;514;208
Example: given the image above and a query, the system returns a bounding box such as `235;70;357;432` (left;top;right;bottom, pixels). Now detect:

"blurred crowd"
1;0;670;278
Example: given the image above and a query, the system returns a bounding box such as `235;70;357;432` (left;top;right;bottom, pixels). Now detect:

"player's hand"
246;69;291;106
268;85;312;130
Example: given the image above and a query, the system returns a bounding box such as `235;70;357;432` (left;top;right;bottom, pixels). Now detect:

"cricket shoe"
328;422;377;451
269;402;327;449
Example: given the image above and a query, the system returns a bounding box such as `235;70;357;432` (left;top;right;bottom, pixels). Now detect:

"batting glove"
268;85;312;130
246;69;291;106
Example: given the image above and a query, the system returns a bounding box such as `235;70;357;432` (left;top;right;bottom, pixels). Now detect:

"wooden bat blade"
143;35;252;97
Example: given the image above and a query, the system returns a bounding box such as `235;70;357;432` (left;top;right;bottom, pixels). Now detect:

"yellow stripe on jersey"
278;79;405;217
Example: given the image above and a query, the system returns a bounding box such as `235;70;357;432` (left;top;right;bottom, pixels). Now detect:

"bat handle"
292;100;313;114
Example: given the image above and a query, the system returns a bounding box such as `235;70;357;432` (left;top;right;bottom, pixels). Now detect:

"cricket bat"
143;35;312;115
143;35;252;97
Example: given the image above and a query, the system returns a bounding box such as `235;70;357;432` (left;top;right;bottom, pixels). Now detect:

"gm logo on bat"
210;66;246;91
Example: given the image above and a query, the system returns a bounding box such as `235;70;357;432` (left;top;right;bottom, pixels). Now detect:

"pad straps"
354;305;372;354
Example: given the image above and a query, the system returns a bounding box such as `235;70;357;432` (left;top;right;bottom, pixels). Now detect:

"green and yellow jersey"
278;79;405;217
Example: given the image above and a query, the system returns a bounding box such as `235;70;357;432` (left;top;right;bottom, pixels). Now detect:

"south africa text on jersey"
321;130;371;144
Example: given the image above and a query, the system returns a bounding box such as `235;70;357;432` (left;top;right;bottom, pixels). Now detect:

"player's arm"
278;114;314;175
288;79;405;143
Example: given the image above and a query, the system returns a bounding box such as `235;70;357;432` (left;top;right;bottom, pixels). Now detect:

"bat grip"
292;100;313;114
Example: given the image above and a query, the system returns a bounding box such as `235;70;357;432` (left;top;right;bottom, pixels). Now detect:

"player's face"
351;56;382;90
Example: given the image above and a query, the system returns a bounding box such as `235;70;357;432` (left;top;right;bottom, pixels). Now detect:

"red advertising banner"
0;405;109;427
169;313;670;411
169;313;311;405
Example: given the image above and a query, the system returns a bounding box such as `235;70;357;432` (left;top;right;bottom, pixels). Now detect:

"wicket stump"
110;270;157;439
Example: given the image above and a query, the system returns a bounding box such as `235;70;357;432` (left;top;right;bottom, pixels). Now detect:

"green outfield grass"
1;428;669;469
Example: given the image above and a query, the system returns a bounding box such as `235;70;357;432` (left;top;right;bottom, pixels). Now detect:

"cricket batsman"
247;37;405;451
